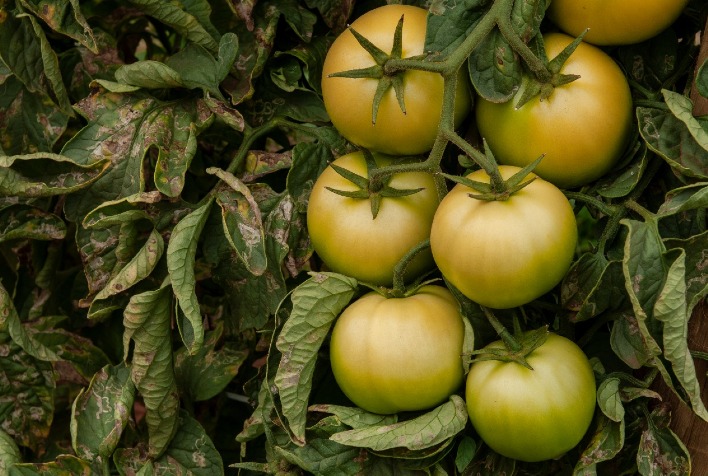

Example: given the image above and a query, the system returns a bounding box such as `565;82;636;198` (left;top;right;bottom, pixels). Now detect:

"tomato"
307;151;439;286
321;4;471;155
475;33;633;189
465;332;596;462
429;165;577;309
329;285;467;414
547;0;689;46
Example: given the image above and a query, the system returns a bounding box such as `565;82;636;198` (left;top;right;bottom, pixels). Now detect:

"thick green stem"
391;240;431;296
565;191;617;217
482;306;523;352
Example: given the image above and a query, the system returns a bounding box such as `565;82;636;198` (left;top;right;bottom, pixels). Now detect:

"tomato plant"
307;150;439;286
430;165;577;309
465;332;597;462
547;0;690;46
329;285;467;415
475;33;634;189
321;4;471;155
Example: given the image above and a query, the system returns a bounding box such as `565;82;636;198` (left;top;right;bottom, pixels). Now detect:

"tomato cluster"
306;0;687;464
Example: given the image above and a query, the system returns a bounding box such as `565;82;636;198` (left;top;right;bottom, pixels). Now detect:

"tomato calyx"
325;150;425;219
469;312;549;370
514;31;587;109
328;14;421;124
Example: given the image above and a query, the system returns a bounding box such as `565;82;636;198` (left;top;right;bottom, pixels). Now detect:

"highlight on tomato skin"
321;4;471;156
547;0;690;46
475;33;634;190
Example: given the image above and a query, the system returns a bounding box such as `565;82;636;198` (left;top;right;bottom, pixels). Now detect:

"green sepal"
329;163;369;189
348;26;389;65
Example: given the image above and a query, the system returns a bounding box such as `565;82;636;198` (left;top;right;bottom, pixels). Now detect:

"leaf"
274;272;358;445
286;141;332;212
0;153;109;198
0;429;21;473
636;410;690;476
272;436;367;476
468;27;521;103
617;29;681;92
114;61;187;89
330;396;468;452
0;205;66;243
664;231;708;314
62;92;211;220
455;436;476;473
653;249;708;421
662;89;708;152
574;415;625;476
594;142;650;199
658;183;708;216
273;35;332;95
71;364;136;463
308;405;398;429
0;335;55;453
425;0;491;58
698;59;708;98
596;377;624;422
302;0;353;32
8;455;96;475
123;281;180;457
209;168;267;276
19;0;98;52
637;106;708;179
167;200;213;353
126;0;220;52
561;252;625;322
174;323;248;402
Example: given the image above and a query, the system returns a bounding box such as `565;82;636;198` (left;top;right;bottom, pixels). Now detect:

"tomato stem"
390;240;432;296
482;307;523;353
564;191;617;217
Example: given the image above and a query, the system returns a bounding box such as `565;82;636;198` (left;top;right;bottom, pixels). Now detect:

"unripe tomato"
430;165;577;309
307;151;439;286
321;4;471;155
466;332;597;462
329;285;467;415
475;33;633;189
547;0;689;46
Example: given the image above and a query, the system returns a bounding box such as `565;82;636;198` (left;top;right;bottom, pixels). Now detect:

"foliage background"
0;0;706;474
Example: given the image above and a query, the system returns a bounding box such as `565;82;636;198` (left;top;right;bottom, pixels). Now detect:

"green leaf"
286;141;332;212
664;231;708;314
658;183;708;217
126;0;220;52
71;364;136;463
510;0;546;43
653;249;708;421
114;61;187;89
209;168;267;276
468;27;522;103
636;409;690;476
637;106;708;179
308;405;398;429
123;280;180;457
0;153;109;198
596;377;624;422
302;0;353;31
425;0;491;58
330;396;468;451
594;142;650;199
8;455;96;475
455;436;476;473
0;205;66;243
616;29;681;92
274;272;358;445
0;335;55;453
0;429;21;473
167;199;213;353
174;323;248;402
662;89;708;151
274;36;332;95
611;310;655;370
561;252;625;322
573;415;625;476
19;0;98;52
697;59;708;98
114;411;224;476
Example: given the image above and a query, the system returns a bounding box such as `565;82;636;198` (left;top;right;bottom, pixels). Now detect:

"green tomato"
430;165;577;309
466;332;597;462
329;285;467;415
307;151;439;286
475;33;633;189
321;4;470;155
547;0;689;46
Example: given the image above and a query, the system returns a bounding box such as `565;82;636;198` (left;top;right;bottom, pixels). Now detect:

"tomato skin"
547;0;689;46
429;165;577;309
465;332;596;462
475;33;633;189
321;4;470;155
307;151;439;286
329;285;466;415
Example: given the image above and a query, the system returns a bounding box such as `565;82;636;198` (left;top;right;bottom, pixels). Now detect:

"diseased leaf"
0;429;21;473
664;231;708;314
468;27;521;103
123;280;180;458
303;0;353;32
273;437;367;476
426;0;491;58
71;364;135;463
658;183;708;216
561;252;625;322
330;396;468;452
174;323;248;402
8;455;96;475
636;409;690;476
595;142;650;199
574;415;624;476
597;377;624;422
19;0;98;52
0;205;66;242
274;272;358;445
308;405;397;429
662;89;708;151
167;199;213;353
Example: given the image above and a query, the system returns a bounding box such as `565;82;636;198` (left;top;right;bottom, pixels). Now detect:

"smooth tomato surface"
475;33;633;189
466;332;596;462
307;151;439;285
330;285;466;415
321;4;470;155
547;0;689;46
430;165;577;309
